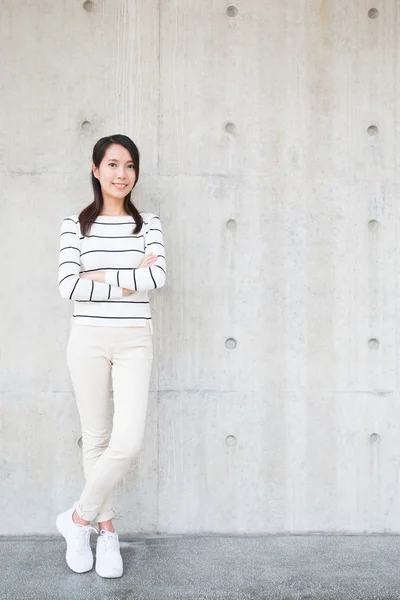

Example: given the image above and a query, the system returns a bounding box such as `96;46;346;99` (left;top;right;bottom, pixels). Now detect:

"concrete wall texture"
0;0;398;535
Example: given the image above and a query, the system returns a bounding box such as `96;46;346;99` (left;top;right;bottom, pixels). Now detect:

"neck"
99;197;128;217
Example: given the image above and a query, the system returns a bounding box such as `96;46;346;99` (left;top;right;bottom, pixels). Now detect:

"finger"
141;257;158;267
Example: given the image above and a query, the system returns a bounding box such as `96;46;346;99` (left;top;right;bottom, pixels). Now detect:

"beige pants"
66;321;153;523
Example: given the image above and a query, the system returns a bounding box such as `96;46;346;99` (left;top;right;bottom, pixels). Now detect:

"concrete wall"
1;0;399;535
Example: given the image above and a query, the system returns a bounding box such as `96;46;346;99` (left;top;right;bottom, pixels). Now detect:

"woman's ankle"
72;509;90;526
98;520;115;533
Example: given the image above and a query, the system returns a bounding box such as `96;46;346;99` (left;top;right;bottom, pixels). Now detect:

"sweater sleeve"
105;215;167;292
58;217;123;301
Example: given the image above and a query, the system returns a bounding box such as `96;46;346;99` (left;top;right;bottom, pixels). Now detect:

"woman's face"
92;144;137;201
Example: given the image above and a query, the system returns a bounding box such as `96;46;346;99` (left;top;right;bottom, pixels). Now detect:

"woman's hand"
122;288;134;296
139;252;158;268
80;271;105;283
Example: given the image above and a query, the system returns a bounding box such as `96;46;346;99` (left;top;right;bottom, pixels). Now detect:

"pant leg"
66;324;114;522
75;323;153;522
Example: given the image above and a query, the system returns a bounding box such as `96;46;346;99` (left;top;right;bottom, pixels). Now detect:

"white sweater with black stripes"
58;212;166;329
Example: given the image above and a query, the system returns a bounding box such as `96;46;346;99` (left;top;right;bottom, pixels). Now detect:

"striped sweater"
58;212;166;330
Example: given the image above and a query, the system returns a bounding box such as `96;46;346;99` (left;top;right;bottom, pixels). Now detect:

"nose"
116;166;126;179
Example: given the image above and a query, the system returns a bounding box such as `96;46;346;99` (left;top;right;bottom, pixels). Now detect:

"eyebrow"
108;158;134;164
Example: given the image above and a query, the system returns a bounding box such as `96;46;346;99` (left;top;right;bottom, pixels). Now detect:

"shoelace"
99;529;119;551
75;524;97;550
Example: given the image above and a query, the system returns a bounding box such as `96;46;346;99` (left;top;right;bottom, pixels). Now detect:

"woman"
56;134;166;578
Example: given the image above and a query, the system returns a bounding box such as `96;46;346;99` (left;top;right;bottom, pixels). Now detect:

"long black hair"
79;134;142;236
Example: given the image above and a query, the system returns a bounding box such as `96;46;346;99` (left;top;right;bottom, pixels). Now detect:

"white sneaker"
95;529;123;578
56;503;96;573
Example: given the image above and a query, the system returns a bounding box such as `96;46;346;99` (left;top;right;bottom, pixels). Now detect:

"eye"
108;162;116;167
128;164;135;169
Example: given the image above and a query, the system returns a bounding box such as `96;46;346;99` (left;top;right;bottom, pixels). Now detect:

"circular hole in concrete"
370;433;380;444
80;120;93;133
225;338;237;349
368;219;379;231
225;122;236;134
367;125;379;136
77;437;83;448
225;435;237;446
83;0;94;11
368;8;379;18
226;219;237;231
226;6;238;17
368;338;379;349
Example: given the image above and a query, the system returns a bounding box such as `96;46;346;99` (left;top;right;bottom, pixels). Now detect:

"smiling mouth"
113;183;127;189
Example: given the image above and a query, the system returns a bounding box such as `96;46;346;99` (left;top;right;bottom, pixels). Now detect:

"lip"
113;183;127;189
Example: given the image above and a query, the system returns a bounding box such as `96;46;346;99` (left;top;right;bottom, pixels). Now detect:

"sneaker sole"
95;566;123;579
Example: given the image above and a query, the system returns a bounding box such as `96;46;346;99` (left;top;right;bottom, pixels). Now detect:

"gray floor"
2;535;400;600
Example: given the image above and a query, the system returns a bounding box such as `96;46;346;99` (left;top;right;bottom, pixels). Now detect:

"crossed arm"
58;216;166;301
80;253;158;295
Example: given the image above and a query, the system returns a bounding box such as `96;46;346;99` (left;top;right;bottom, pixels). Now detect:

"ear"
92;164;99;180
